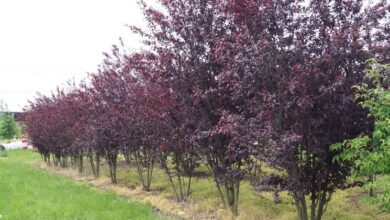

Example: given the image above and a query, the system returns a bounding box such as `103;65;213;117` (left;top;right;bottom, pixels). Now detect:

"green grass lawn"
0;150;163;220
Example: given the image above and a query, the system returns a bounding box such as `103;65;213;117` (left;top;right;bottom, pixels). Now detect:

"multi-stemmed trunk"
42;153;51;165
250;157;262;181
88;151;100;178
206;149;242;216
293;145;333;220
209;166;241;215
61;154;68;168
160;151;195;202
294;190;332;220
107;153;117;183
133;147;155;191
124;153;132;165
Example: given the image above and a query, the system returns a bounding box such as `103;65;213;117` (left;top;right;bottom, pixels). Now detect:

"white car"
3;139;31;150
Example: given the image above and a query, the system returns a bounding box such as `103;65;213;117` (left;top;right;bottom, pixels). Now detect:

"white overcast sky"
0;0;153;111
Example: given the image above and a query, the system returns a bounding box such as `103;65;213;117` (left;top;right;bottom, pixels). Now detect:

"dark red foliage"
131;0;260;213
217;0;390;219
25;86;83;167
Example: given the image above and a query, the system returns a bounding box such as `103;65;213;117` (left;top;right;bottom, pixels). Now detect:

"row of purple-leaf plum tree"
24;1;390;219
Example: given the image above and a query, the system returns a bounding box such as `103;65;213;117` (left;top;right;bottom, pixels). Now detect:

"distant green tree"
0;113;18;142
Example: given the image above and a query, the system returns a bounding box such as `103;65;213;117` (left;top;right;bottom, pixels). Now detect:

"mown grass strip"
0;151;163;220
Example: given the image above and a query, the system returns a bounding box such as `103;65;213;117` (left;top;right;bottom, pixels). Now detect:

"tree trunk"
107;154;117;183
96;153;100;178
78;155;83;173
134;149;154;191
125;153;131;165
294;195;309;220
368;175;375;197
88;153;97;177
